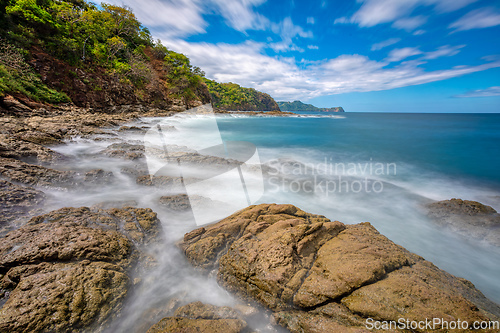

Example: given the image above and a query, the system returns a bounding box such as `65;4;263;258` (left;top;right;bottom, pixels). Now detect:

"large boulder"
0;206;162;333
179;204;500;332
427;198;500;246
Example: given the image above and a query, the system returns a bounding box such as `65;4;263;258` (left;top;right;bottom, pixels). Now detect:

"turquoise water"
216;112;500;304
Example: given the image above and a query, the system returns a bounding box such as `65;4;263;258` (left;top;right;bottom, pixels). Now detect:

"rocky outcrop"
427;198;500;246
0;206;162;333
180;204;500;332
147;302;248;333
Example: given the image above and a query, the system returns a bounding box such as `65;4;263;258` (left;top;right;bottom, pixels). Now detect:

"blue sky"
106;0;500;112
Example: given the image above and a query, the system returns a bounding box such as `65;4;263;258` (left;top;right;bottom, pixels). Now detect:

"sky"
105;0;500;112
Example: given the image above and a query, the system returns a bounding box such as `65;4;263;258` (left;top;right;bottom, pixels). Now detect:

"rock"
84;168;114;184
136;175;185;188
158;194;218;212
0;180;46;236
427;198;500;246
146;302;247;333
118;125;148;132
0;134;66;164
0;206;162;332
173;301;243;320
159;194;191;211
0;157;77;187
179;204;500;332
1;95;32;115
101;142;145;160
0;261;128;333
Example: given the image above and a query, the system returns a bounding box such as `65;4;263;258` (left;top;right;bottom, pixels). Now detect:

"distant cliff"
204;79;280;112
278;100;344;112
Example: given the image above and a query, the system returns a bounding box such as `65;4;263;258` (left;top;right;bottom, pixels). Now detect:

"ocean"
216;111;500;301
49;111;500;331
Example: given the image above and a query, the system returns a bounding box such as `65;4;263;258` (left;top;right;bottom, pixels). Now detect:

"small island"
278;100;345;112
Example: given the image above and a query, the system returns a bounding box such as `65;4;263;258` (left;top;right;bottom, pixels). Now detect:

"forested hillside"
204;79;280;111
0;0;279;112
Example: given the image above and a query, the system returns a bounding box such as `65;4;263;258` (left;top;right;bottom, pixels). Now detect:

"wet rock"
118;125;148;132
427;198;500;246
91;200;138;210
0;134;65;164
0;157;77;187
101;142;145;160
147;302;247;333
0;206;162;333
84;168;114;184
0;180;46;235
180;204;500;332
159;194;191;211
136;175;185;188
120;165;149;177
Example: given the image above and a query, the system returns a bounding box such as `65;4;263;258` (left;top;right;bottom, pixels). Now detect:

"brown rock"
293;223;418;308
101;142;145;160
0;157;77;187
146;317;246;333
0;206;163;333
146;302;247;333
0;134;65;164
0;261;128;333
427;198;500;246
180;203;500;332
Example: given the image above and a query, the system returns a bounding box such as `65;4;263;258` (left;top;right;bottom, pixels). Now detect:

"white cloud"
433;0;478;13
333;16;350;24
371;38;401;51
349;0;476;30
307;17;315;24
269;17;313;52
105;0;206;37
104;0;269;37
160;37;500;101
422;44;465;59
455;86;500;98
387;47;423;62
449;7;500;32
211;0;268;32
392;16;427;31
307;45;319;50
413;29;426;35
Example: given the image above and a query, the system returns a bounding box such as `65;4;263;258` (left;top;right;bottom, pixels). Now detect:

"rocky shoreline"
0;99;499;332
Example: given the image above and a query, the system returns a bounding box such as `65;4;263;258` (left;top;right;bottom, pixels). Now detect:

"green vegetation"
204;79;280;111
0;0;279;110
0;40;69;102
0;0;206;105
278;100;344;112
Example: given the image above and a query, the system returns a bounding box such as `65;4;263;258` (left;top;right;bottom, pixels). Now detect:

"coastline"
0;104;499;332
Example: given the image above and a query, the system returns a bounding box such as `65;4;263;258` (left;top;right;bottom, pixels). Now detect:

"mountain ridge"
278;100;344;112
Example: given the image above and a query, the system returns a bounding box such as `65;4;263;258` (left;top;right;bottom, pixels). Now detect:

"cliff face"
278;100;344;112
204;79;281;112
